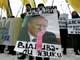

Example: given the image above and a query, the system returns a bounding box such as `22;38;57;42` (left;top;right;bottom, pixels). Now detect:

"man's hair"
27;15;46;23
22;15;48;28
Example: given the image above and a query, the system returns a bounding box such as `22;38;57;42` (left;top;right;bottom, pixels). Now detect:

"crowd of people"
18;3;80;60
60;11;80;55
17;4;60;60
0;3;60;60
0;3;80;60
20;3;58;19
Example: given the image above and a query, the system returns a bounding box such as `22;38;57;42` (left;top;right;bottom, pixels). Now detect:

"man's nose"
39;26;44;31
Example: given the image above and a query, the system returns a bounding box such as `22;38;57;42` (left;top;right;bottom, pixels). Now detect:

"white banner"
14;41;62;58
67;18;80;34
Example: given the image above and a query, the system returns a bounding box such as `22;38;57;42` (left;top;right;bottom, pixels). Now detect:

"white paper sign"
67;18;80;34
14;41;62;58
59;14;68;29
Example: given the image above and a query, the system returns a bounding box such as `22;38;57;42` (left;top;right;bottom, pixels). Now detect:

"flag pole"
1;7;3;19
16;0;24;17
65;0;71;15
67;3;71;15
33;0;36;8
16;5;22;17
8;0;13;16
1;2;3;19
21;0;25;13
52;0;54;6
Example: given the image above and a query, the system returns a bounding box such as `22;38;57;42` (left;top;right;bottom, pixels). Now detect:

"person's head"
38;3;44;10
26;4;31;12
71;11;79;18
20;13;26;19
2;17;6;19
27;15;48;37
53;6;57;9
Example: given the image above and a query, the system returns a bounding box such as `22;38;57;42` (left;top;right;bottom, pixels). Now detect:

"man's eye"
43;25;47;27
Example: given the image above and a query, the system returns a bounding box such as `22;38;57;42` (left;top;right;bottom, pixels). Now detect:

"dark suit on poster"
18;27;57;44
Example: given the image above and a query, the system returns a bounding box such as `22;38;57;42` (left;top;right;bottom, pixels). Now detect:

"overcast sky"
0;0;74;18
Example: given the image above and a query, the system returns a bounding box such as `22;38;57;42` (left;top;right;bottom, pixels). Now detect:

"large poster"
14;10;62;58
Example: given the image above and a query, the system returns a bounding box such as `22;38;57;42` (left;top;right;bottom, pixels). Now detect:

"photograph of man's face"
18;13;60;44
27;16;48;37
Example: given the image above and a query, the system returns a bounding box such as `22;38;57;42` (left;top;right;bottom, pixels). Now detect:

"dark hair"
20;13;26;19
8;16;15;18
2;17;6;19
53;6;57;9
71;11;80;18
38;3;44;8
26;4;31;8
26;15;48;24
27;15;41;23
26;4;31;12
51;6;54;9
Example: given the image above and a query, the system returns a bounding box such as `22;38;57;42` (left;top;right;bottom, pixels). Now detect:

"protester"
53;6;60;19
71;11;80;55
37;3;45;14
